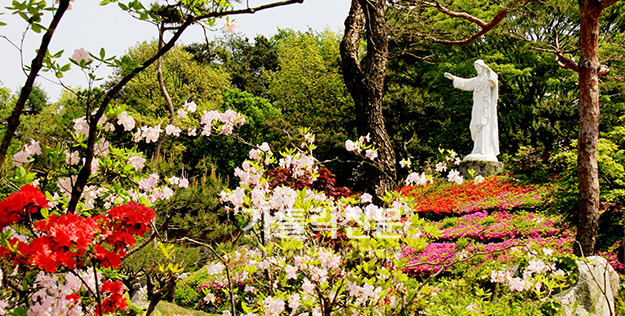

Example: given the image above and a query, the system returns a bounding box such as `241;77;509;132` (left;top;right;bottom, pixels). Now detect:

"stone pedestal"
459;159;503;179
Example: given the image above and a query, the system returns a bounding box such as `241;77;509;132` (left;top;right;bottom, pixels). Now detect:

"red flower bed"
400;176;539;214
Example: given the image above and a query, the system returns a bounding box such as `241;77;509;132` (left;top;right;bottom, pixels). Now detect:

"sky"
0;0;351;102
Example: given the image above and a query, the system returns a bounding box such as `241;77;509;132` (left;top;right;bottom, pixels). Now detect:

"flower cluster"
490;248;567;293
401;149;466;187
200;109;245;136
2;200;154;273
0;184;49;230
345;134;378;160
437;211;561;242
27;270;99;316
0;185;154;314
12;140;42;166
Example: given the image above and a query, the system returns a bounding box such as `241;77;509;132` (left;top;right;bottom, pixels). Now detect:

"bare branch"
154;23;176;160
195;0;304;20
421;1;489;27
427;9;509;46
531;46;580;72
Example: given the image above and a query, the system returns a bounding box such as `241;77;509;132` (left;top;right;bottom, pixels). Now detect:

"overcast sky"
0;0;350;102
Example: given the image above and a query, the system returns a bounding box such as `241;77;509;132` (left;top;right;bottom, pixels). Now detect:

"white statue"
444;59;499;162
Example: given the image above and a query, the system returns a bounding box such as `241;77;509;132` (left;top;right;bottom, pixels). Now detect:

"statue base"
463;153;499;162
459;158;503;180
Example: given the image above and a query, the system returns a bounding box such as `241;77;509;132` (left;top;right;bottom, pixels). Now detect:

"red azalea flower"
0;184;49;229
108;203;155;235
105;230;136;250
102;280;125;295
66;293;81;301
19;237;58;272
94;244;122;269
101;293;128;314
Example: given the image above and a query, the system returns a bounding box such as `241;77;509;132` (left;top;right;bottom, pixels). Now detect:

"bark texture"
340;0;397;199
574;0;603;256
154;27;176;160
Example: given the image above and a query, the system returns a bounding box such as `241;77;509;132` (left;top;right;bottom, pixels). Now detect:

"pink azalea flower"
360;193;373;204
285;265;298;279
302;278;315;295
117;111;135;131
223;20;239;34
165;124;181;137
345;139;356;152
178;178;189;188
72;47;92;64
183;100;197;112
128;155;146;170
365;148;378;160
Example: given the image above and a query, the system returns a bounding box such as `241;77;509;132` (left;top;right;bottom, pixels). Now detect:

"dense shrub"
267;167;352;198
503;146;566;183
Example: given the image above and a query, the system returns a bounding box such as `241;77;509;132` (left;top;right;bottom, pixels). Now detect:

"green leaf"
60;63;71;72
52;49;64;58
99;47;105;59
118;2;128;10
31;22;41;33
0;21;6;26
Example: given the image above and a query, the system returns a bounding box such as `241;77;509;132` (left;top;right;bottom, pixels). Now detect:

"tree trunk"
340;0;397;199
574;0;602;256
154;27;175;160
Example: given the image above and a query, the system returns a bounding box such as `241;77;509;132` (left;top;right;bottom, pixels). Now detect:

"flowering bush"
198;138;588;316
401;176;549;215
0;185;154;315
1;94;247;315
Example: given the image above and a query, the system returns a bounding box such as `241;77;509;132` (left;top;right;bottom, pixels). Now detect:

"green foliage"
142;155;237;243
551;126;625;251
121;239;200;278
120;41;228;114
186;34;279;98
503;146;566;183
268;28;357;186
175;266;210;308
189;87;284;182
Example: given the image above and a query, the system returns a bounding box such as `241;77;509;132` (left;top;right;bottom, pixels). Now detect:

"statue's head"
474;59;490;75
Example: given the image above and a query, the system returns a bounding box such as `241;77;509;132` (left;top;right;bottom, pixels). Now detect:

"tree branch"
67;18;194;213
425;8;509;46
599;0;623;11
421;1;489;27
153;23;175;160
196;0;304;19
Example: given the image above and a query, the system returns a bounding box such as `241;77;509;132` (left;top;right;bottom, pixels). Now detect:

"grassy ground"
157;301;217;315
131;300;216;316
